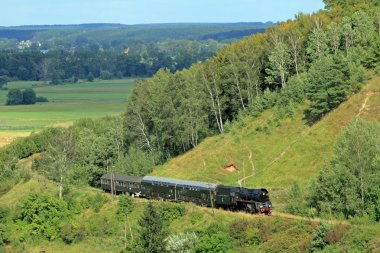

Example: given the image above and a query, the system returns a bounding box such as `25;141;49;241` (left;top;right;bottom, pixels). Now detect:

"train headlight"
260;205;263;208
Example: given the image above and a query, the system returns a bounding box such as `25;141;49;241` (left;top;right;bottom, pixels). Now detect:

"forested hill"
0;22;272;48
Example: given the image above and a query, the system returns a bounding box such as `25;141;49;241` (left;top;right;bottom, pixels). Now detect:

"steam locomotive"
101;173;272;215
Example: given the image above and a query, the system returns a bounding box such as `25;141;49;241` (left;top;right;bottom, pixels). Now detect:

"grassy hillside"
152;76;380;202
1;167;379;252
0;79;136;146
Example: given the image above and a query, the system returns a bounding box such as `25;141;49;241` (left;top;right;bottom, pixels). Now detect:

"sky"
0;0;325;26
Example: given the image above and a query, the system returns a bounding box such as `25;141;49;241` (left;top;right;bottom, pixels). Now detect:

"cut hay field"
0;79;137;147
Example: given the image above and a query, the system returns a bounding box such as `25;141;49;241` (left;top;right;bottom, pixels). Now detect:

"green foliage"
118;193;134;216
287;182;307;216
114;147;158;176
5;88;22;105
305;55;352;123
0;76;7;88
194;231;232;253
0;224;10;246
60;221;87;244
20;193;71;240
87;72;95;82
265;41;292;88
5;88;38;105
86;215;118;237
21;88;36;104
310;119;380;220
133;202;168;253
35;96;49;102
100;70;113;80
82;193;108;213
156;203;186;227
165;232;199;253
275;74;307;119
310;222;330;252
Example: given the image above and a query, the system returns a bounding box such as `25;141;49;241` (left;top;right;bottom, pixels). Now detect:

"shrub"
87;72;95;82
5;89;23;105
100;70;113;80
0;224;10;245
165;232;199;253
245;227;261;245
195;231;232;253
228;220;252;241
61;222;87;244
82;193;107;213
157;203;186;227
21;88;36;104
36;96;49;102
286;182;307;216
325;224;349;245
20;193;71;240
310;222;329;252
0;76;7;89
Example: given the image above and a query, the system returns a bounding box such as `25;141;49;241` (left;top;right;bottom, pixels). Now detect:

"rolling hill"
152;75;380;204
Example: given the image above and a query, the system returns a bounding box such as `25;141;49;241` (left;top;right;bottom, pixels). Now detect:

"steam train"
101;173;272;215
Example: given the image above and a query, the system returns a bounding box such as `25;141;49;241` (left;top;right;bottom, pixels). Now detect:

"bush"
310;222;329;252
324;224;349;245
36;96;49;102
21;88;36;104
5;89;23;105
195;231;232;253
87;72;95;82
0;224;10;245
165;232;199;253
157;203;186;227
100;70;113;80
0;76;7;89
82;193;107;212
61;222;87;244
286;182;307;216
20;193;71;240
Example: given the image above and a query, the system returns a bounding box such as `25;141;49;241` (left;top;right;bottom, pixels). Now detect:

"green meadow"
0;79;137;146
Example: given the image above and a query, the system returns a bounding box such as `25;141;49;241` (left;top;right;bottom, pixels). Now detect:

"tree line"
0;40;225;83
124;7;380;158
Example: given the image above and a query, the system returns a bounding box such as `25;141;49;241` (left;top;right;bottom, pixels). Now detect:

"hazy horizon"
1;0;324;26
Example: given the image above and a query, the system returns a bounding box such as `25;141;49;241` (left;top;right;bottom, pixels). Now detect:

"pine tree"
134;203;167;253
310;222;329;252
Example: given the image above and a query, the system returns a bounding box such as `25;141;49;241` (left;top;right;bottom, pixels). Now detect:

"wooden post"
208;184;215;216
110;172;115;201
124;213;133;249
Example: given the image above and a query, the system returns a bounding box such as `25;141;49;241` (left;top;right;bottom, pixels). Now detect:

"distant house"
124;47;130;55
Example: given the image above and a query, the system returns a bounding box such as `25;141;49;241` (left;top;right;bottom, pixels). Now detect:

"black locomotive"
101;173;272;215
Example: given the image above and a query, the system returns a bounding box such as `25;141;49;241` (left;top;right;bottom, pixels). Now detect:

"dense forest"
0;23;271;50
0;0;380;252
0;40;225;82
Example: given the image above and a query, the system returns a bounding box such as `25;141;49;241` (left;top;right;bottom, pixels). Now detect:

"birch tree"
307;22;329;61
45;128;76;199
201;62;225;134
287;27;304;76
266;34;291;88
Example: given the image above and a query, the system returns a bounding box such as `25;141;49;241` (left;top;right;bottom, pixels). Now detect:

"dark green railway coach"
141;176;218;207
101;173;142;196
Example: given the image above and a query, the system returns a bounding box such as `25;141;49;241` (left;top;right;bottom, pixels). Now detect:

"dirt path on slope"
357;91;374;117
237;127;310;186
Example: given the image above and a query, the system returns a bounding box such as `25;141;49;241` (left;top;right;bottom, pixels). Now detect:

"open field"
0;79;137;146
